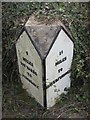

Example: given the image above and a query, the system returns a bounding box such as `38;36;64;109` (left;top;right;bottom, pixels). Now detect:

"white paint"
16;31;44;106
46;73;71;108
46;29;74;108
16;27;74;108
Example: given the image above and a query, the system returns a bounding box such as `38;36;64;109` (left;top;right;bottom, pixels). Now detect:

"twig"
57;103;75;112
56;108;73;119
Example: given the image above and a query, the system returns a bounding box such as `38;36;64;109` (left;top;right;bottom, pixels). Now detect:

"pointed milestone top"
25;16;72;59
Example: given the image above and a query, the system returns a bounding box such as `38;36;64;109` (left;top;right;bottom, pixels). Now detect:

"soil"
3;83;88;119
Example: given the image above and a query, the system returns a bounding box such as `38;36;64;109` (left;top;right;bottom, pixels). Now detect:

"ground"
3;82;89;118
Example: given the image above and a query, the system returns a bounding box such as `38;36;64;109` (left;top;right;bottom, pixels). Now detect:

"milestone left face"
16;31;44;106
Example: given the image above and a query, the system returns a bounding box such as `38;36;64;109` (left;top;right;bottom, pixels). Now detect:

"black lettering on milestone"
55;57;67;66
27;65;37;76
59;50;63;55
58;68;63;73
20;62;26;67
22;74;39;89
27;72;32;78
23;57;33;67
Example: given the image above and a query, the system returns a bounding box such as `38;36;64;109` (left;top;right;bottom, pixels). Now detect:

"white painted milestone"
46;29;74;108
16;16;74;108
16;31;44;106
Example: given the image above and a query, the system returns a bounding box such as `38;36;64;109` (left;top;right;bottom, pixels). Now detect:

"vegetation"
2;2;90;118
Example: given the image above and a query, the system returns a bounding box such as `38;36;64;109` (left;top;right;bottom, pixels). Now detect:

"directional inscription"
16;25;74;108
46;29;74;107
20;57;38;88
16;31;43;106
